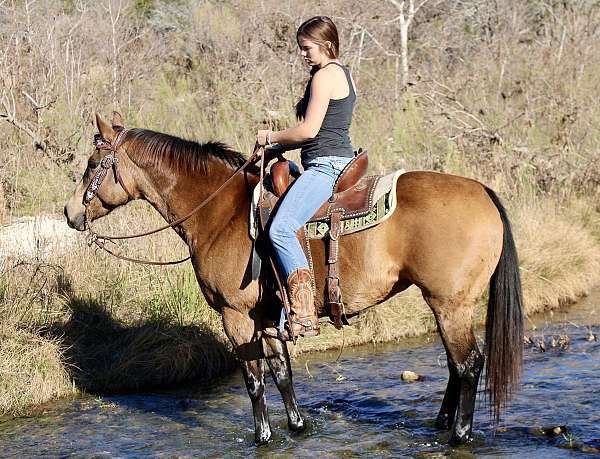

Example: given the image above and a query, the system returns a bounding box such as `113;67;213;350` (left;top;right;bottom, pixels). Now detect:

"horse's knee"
241;361;265;400
454;348;484;385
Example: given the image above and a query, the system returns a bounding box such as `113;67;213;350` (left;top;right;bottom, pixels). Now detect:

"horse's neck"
140;161;254;255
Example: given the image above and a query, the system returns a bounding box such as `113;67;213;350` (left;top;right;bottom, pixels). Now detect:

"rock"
0;215;78;268
538;339;546;352
523;335;534;345
558;335;571;349
587;330;597;342
401;370;420;382
540;425;568;437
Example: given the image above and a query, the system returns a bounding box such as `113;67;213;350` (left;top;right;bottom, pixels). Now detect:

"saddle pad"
249;169;404;241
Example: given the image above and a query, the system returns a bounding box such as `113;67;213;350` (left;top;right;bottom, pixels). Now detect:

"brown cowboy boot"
287;268;320;338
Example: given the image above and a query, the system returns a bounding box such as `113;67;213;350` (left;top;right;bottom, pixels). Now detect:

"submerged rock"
538;339;546;352
540;425;568;437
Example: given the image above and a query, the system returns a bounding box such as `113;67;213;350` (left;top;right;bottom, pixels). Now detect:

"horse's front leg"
222;307;271;445
263;335;305;432
240;359;271;444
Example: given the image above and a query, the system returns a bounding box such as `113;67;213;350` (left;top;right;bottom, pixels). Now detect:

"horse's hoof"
255;433;271;446
448;432;473;446
434;418;451;431
255;426;272;446
289;417;306;432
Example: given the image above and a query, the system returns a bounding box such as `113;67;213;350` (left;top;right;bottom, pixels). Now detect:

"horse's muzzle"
64;205;85;231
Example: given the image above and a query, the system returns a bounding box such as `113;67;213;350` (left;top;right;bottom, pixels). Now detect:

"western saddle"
258;149;381;332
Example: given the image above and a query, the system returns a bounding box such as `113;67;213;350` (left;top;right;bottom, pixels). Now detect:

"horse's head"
64;112;135;231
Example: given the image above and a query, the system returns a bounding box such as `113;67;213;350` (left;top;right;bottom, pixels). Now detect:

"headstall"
83;128;132;205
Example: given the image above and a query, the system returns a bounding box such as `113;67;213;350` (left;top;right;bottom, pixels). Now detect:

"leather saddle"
259;150;379;329
268;149;379;223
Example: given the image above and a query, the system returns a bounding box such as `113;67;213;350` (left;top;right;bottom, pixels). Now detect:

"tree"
387;0;431;90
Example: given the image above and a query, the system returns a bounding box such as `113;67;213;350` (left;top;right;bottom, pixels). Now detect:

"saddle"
254;150;401;331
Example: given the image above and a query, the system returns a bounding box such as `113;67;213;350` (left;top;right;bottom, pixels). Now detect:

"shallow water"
1;299;599;458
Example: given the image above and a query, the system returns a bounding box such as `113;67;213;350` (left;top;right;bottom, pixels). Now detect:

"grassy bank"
1;0;600;416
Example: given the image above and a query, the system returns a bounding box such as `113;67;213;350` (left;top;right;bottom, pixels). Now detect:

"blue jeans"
269;155;353;280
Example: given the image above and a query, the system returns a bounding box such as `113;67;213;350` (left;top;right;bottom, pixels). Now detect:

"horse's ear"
95;112;115;142
112;111;124;129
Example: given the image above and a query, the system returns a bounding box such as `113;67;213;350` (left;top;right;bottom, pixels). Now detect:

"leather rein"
83;129;262;266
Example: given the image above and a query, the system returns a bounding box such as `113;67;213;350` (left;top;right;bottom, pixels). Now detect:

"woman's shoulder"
312;63;347;84
315;62;347;75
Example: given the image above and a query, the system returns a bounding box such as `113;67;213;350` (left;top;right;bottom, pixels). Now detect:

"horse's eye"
88;159;99;169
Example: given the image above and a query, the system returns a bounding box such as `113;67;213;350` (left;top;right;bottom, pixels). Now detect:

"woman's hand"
256;129;271;147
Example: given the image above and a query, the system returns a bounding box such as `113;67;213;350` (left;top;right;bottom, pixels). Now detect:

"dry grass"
0;187;5;224
516;198;600;315
0;324;75;416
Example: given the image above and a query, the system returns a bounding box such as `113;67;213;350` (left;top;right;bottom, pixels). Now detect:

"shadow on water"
42;295;236;393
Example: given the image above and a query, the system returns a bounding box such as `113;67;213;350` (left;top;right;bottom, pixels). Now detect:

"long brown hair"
295;16;341;119
296;16;340;59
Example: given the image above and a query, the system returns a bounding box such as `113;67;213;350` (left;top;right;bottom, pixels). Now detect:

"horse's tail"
483;187;524;423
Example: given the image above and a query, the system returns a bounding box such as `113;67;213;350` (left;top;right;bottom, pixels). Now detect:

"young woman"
256;16;357;338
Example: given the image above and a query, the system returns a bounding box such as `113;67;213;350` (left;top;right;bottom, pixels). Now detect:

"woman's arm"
257;68;334;146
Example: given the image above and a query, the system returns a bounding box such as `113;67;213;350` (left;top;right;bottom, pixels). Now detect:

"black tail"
484;187;524;423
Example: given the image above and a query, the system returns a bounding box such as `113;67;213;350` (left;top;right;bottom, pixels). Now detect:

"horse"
64;113;523;446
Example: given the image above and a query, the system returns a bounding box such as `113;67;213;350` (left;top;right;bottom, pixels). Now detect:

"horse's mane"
124;128;253;175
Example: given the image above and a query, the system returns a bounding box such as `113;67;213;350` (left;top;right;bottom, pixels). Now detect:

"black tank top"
300;62;356;168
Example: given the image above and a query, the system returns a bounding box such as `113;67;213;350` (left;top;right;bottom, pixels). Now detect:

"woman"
256;16;357;338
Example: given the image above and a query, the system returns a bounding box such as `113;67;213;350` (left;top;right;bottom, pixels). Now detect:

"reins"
84;130;262;266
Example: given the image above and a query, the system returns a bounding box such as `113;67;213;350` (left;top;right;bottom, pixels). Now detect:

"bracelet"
267;131;273;146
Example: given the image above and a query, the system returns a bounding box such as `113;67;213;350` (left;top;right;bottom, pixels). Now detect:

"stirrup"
289;317;320;338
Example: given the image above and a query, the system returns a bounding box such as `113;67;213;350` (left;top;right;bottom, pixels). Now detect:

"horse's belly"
309;221;403;315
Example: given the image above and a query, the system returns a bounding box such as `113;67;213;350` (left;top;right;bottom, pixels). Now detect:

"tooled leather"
287;268;314;320
308;175;380;222
332;151;368;193
296;227;316;293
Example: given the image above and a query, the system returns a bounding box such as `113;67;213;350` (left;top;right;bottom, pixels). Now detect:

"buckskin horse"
64;113;523;446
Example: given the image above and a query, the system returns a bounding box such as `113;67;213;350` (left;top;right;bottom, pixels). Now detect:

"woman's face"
298;36;330;68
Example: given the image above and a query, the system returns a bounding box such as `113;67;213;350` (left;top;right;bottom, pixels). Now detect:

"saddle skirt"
249;168;404;241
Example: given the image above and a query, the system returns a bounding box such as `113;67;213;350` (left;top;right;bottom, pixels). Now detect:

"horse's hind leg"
434;357;460;430
262;336;305;432
426;296;485;445
222;308;271;445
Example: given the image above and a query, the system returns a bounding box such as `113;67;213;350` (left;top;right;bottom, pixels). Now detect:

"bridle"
83;128;262;265
84;128;133;205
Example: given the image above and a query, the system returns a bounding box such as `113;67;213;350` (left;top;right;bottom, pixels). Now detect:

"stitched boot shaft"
287;268;320;337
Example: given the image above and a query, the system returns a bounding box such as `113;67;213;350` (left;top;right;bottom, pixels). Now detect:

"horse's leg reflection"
263;335;306;432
